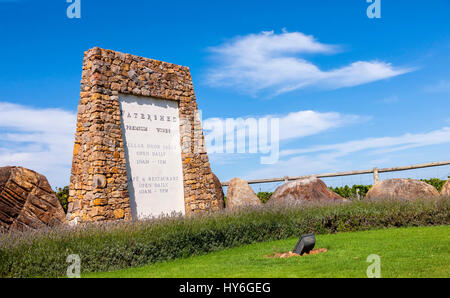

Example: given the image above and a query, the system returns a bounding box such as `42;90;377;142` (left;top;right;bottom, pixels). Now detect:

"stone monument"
68;47;222;223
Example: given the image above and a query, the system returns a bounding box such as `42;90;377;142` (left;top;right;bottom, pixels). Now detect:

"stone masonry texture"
68;47;222;223
0;166;67;232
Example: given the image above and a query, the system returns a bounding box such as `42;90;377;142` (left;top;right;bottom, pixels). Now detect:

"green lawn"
85;226;450;278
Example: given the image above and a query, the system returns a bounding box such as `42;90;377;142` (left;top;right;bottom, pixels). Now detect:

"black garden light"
293;233;316;255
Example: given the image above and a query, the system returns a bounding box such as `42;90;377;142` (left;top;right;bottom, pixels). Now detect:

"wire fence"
221;161;450;194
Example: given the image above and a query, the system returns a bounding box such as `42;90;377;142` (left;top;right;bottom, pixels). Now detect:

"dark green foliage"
225;192;273;204
329;185;372;199
54;186;69;213
256;192;272;204
420;178;448;192
329;178;448;199
0;198;448;278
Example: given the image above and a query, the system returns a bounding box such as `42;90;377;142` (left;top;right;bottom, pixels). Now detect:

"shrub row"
329;185;372;199
421;178;448;192
0;198;449;277
255;178;448;201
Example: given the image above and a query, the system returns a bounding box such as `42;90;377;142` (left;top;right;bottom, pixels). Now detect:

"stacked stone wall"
68;47;221;223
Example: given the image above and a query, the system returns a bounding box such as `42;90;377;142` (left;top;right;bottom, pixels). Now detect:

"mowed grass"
85;226;450;278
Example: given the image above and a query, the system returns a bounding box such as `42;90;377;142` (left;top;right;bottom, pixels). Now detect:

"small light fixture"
293;233;316;255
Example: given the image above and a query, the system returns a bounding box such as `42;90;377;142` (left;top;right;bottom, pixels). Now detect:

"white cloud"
204;109;363;158
207;30;412;95
246;127;450;180
0;102;76;188
204;110;361;142
378;95;400;104
278;110;362;141
423;80;450;93
280;127;450;158
245;154;341;181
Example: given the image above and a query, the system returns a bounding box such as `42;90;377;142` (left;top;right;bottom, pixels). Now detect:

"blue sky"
0;0;449;189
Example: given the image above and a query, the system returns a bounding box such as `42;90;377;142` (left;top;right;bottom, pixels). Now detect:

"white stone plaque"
119;94;185;219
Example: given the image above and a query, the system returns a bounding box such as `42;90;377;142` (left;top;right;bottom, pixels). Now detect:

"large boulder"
0;166;67;232
366;178;439;201
211;173;225;210
440;180;450;197
267;177;346;206
226;178;262;209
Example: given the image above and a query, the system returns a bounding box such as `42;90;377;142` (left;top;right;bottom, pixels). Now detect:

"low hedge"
0;198;449;277
329;185;372;199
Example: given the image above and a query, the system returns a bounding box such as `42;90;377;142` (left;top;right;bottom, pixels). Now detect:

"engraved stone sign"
68;47;224;224
119;94;185;218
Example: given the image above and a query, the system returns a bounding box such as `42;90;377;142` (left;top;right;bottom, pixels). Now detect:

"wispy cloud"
245;154;342;180
278;110;363;141
204;109;363;151
207;30;412;96
0;102;76;188
423;80;450;93
280;127;450;158
378;95;400;104
246;127;450;180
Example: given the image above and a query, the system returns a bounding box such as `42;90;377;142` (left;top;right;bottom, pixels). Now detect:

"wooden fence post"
373;167;380;184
